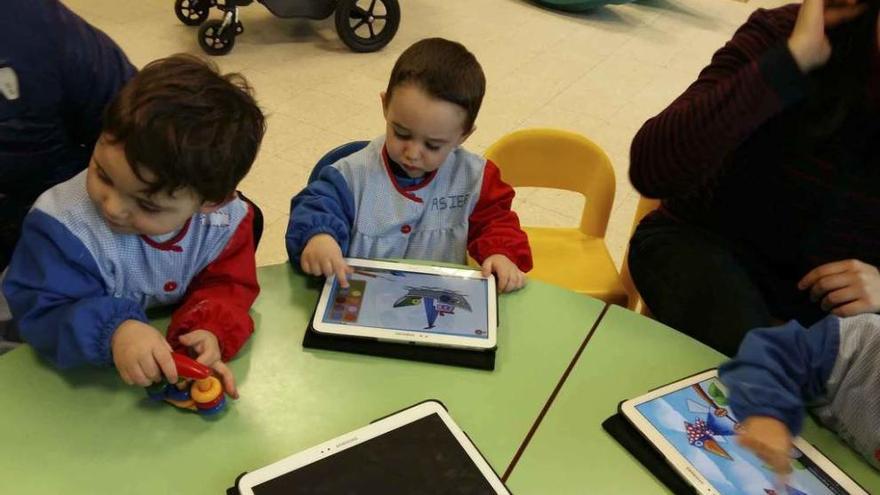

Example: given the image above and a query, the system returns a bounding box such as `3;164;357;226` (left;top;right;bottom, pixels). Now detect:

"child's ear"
458;125;476;146
380;91;389;118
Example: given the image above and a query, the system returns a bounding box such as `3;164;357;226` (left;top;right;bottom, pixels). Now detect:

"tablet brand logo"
336;437;358;448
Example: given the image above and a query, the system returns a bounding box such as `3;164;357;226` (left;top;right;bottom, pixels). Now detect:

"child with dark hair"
286;38;532;292
1;54;266;398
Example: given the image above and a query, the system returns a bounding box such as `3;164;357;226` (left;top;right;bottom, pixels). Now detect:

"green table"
506;305;880;494
0;263;604;494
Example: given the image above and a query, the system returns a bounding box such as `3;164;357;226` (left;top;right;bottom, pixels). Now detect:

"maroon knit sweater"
630;4;880;280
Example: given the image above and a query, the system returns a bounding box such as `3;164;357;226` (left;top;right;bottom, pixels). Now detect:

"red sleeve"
629;5;807;199
467;160;533;272
166;205;259;361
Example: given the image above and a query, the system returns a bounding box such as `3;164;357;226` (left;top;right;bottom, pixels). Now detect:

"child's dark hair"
385;38;486;132
102;54;265;203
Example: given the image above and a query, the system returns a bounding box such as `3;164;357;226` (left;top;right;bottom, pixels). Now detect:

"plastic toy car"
144;352;227;416
173;0;400;55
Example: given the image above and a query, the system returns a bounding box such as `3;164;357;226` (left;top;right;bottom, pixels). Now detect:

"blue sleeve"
1;210;147;368
285;165;355;265
718;316;841;435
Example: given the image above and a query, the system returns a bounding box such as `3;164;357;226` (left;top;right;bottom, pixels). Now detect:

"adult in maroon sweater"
628;0;880;355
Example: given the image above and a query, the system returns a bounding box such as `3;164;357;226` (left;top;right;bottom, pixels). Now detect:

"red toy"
145;353;227;415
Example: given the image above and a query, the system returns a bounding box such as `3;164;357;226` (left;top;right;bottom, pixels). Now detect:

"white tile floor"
68;0;788;267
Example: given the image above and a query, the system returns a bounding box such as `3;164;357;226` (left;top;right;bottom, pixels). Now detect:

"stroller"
174;0;400;55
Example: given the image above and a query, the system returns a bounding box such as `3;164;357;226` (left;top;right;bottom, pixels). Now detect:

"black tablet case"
302;319;496;370
602;412;696;494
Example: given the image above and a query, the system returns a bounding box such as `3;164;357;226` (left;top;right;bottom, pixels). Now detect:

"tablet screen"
321;266;490;339
634;377;849;495
251;413;495;494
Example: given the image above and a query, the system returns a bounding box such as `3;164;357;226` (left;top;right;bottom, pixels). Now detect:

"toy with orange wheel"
144;352;227;416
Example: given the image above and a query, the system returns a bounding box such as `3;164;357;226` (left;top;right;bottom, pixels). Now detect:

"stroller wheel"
174;0;210;26
335;0;400;53
198;19;236;56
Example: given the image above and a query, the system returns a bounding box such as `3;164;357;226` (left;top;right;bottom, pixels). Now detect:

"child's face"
86;135;215;236
382;84;474;178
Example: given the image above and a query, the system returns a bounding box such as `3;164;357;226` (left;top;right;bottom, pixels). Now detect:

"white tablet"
312;258;497;350
620;370;868;495
236;400;510;495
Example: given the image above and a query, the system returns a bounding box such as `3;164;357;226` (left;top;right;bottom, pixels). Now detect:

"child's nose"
403;143;420;161
102;193;128;220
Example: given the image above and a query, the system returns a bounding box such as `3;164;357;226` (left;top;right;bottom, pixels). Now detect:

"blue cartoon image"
683;383;741;461
322;266;488;339
393;287;472;329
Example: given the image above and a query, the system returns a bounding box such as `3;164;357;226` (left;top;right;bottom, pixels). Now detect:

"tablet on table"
313;258;497;351
236;400;510;494
620;370;868;495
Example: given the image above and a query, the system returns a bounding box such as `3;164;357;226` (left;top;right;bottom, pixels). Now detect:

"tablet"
236;400;510;495
620;370;868;495
313;258;497;350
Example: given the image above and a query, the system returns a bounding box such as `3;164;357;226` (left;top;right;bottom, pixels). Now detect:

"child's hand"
178;330;238;399
738;416;793;475
798;259;880;316
481;254;527;293
301;233;353;288
112;319;178;387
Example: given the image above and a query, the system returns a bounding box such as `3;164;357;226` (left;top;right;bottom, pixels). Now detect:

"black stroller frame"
174;0;400;56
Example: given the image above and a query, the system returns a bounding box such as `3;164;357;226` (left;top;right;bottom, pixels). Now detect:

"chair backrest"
619;196;661;312
308;141;370;184
484;128;615;238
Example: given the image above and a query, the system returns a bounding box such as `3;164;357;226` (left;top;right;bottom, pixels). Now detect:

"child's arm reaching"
300;233;354;288
2;210;151;369
718;316;841;472
166;204;259;396
468;160;532;292
285;165;356;285
737;416;795;475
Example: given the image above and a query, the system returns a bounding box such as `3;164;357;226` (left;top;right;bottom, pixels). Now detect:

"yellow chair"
619;196;660;314
484;128;627;306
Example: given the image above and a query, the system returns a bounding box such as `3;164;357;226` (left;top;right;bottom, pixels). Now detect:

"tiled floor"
68;0;787;268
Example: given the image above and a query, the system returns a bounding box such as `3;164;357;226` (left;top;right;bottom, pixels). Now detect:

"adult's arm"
53;0;137;148
629;5;809;199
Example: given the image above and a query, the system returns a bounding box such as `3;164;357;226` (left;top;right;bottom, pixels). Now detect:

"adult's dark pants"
627;214;825;356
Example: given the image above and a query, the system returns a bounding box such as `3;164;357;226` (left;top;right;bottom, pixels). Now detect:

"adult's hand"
788;0;869;73
798;259;880;316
